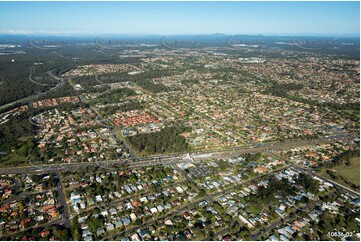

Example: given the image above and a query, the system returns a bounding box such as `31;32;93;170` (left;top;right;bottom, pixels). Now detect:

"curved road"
0;68;65;112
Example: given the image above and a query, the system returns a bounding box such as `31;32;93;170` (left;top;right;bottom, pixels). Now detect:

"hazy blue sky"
0;1;359;35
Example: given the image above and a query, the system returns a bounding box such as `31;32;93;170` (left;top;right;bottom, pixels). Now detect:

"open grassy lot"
341;109;360;119
17;136;32;142
336;157;360;186
0;153;28;168
0;136;34;168
318;157;360;192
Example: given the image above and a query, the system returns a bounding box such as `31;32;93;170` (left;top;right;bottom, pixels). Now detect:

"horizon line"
0;32;359;38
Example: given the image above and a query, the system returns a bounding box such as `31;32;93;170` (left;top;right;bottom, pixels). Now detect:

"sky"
0;1;359;36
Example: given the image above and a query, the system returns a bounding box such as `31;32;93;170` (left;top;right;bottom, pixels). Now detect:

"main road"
0;68;65;112
0;132;358;175
54;171;71;228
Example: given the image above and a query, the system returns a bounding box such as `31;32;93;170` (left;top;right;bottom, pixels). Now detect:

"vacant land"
341;109;360;119
0;153;28;168
318;157;360;192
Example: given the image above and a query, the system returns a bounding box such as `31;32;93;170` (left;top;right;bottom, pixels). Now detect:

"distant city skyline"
0;1;359;36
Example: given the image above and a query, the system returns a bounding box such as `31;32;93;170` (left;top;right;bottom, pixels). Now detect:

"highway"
0;68;65;112
28;72;56;87
46;69;65;92
139;131;358;162
0;67;358;240
0;52;358;242
0;132;357;175
0;130;357;241
0;94;37;112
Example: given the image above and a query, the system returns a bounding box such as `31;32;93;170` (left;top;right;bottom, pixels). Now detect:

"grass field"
17;136;32;142
0;154;28;168
0;136;33;168
341;109;360;118
318;157;360;192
